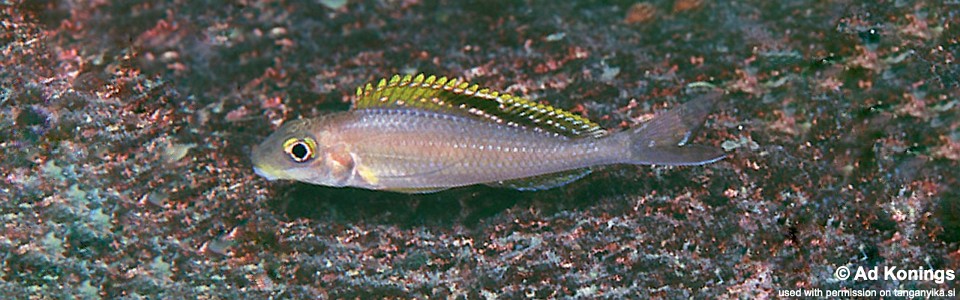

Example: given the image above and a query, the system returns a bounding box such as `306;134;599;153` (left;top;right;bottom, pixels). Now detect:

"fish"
251;74;725;193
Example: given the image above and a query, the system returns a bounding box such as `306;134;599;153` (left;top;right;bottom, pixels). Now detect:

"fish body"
252;74;725;193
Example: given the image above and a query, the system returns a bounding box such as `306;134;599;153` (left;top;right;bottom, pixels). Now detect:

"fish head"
251;118;356;187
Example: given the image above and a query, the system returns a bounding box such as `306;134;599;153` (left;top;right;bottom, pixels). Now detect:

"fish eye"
283;138;316;163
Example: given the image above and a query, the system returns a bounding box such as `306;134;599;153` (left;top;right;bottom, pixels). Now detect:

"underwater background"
1;0;958;298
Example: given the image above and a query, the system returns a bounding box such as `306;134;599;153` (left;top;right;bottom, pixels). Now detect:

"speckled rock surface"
1;0;958;298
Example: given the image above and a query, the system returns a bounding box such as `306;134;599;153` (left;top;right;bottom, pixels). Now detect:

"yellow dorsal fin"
352;74;607;138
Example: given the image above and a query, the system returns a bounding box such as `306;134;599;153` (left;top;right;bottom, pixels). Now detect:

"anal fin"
485;168;592;191
384;187;451;194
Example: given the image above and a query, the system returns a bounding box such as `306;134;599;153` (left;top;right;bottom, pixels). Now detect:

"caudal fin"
621;88;726;166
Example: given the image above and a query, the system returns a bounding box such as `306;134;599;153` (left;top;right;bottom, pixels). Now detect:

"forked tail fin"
620;88;726;166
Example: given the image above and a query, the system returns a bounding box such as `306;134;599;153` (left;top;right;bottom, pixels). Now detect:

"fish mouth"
253;166;279;181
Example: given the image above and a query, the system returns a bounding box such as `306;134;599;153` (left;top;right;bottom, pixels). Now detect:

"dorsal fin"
353;74;608;138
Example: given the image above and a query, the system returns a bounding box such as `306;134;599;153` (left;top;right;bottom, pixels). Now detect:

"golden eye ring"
282;138;316;163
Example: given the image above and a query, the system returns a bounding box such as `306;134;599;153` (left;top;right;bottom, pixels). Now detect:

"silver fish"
252;74;725;193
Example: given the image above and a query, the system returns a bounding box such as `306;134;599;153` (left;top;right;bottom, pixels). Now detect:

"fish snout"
253;166;279;181
251;143;280;181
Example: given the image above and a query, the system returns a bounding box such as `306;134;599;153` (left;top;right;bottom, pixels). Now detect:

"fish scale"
338;109;613;189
